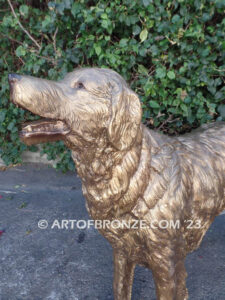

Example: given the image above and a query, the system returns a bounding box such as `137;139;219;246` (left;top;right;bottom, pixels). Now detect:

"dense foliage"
0;0;225;171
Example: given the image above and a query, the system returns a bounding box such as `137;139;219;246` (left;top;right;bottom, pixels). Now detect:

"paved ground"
0;163;224;300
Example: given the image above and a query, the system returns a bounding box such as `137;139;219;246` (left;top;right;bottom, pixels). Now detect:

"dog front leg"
113;250;136;300
152;258;188;300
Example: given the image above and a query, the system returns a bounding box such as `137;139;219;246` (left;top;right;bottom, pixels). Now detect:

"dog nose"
8;73;21;83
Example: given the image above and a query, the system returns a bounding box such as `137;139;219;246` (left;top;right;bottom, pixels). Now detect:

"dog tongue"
20;119;70;145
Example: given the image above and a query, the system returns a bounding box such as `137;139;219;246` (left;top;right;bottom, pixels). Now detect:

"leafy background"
0;0;225;172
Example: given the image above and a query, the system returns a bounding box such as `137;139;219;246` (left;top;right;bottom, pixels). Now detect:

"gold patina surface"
9;68;225;300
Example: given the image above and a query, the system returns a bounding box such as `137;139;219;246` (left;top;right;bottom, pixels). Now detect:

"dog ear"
108;84;142;151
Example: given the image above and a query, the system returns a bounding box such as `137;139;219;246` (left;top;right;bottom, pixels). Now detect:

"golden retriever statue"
8;68;225;300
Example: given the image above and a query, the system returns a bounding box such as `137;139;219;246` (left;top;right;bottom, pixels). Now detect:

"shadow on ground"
0;163;224;300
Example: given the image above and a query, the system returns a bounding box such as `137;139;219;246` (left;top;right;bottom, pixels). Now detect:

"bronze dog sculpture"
8;68;225;300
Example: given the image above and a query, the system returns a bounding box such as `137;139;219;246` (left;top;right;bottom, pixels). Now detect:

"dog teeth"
26;125;32;132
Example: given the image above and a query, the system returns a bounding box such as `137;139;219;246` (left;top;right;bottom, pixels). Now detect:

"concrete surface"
0;163;224;300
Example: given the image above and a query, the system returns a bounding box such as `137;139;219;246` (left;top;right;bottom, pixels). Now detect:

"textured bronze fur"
9;68;225;300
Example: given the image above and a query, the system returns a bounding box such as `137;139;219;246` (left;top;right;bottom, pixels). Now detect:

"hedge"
0;0;225;172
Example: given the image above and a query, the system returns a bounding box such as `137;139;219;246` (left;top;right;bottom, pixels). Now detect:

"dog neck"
69;126;146;218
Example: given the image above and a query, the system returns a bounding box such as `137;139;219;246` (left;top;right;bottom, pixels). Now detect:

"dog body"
9;68;225;300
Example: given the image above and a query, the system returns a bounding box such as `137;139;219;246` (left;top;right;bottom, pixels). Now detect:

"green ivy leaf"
172;14;180;23
218;105;225;118
101;13;108;20
140;28;148;42
15;46;26;57
142;0;151;7
0;111;6;123
133;25;141;36
94;45;101;56
19;5;29;17
119;39;128;47
167;71;176;79
7;121;15;131
149;100;160;108
156;67;166;79
138;64;148;75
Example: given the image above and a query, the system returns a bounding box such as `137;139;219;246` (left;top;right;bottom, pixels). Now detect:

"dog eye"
74;82;85;89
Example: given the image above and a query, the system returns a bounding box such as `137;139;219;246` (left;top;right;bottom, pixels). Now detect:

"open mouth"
8;75;71;146
20;119;71;146
10;99;71;146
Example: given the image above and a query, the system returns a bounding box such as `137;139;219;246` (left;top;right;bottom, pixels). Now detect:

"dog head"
9;68;142;151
